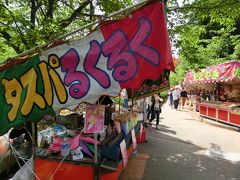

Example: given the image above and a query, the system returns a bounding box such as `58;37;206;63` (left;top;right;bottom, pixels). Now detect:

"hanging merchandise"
84;104;105;134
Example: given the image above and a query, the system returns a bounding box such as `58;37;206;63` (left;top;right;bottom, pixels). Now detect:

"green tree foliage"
0;0;132;62
170;57;189;86
167;0;240;86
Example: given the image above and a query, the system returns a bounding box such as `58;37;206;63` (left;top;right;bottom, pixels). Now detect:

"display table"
199;102;240;127
35;122;141;180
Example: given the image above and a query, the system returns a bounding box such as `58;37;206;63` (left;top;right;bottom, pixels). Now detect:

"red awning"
184;61;240;85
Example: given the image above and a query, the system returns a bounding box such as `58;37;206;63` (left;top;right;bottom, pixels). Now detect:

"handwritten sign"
84;104;105;133
120;140;128;168
131;129;137;150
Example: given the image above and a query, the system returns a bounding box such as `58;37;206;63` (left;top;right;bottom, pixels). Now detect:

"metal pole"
131;89;134;111
31;122;36;174
143;97;146;123
94;133;99;180
2;0;150;64
31;122;36;154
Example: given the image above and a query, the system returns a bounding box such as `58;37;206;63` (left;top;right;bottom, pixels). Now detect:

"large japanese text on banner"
0;1;174;135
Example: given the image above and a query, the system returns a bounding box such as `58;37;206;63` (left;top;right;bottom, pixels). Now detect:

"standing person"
121;89;128;109
180;88;188;109
189;88;195;107
143;97;151;127
149;95;155;123
201;89;207;100
155;94;163;127
146;97;151;120
168;89;173;107
149;94;163;127
172;86;180;110
210;91;215;101
206;90;211;101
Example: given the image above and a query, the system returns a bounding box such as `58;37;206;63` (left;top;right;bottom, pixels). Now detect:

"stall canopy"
184;61;240;85
0;1;174;135
128;70;170;100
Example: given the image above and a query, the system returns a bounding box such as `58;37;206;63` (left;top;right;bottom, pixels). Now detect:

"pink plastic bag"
49;137;63;152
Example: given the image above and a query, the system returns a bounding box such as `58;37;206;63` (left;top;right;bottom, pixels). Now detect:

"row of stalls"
0;1;174;180
183;61;240;128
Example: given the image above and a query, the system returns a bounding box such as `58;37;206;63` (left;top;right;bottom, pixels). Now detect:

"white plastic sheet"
10;156;33;180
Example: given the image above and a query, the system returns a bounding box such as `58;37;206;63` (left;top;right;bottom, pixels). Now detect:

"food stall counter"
199;101;240;127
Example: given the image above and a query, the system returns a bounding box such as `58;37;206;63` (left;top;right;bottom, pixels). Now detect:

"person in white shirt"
172;86;180;110
168;89;173;107
146;96;152;120
121;89;128;109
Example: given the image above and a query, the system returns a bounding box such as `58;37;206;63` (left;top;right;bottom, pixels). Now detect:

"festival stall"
0;1;174;180
183;61;240;127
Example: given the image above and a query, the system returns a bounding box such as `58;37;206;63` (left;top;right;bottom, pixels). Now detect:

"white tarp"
10;156;34;180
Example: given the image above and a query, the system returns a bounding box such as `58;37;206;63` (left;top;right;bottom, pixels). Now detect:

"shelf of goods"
199;101;240;127
35;121;141;180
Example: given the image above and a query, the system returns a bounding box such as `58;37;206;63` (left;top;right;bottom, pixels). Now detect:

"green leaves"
168;0;240;86
0;41;16;62
0;0;133;61
97;0;131;15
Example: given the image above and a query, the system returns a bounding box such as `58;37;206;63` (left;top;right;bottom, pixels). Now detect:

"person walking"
150;94;163;128
146;96;152;120
180;88;188;109
149;95;155;122
168;89;173;108
172;86;180;110
189;88;195;107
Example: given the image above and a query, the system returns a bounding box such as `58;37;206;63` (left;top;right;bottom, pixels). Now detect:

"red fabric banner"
101;1;174;89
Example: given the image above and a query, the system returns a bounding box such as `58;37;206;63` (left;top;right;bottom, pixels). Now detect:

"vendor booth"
183;61;240;127
0;1;174;180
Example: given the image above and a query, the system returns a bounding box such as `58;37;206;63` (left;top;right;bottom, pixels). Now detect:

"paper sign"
120;140;128;168
140;123;143;139
71;146;83;161
131;129;137;150
138;113;144;121
84;104;105;133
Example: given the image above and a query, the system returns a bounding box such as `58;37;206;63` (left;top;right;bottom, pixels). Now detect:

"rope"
4;135;40;180
9;143;22;169
49;129;84;180
9;144;40;180
25;127;34;142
